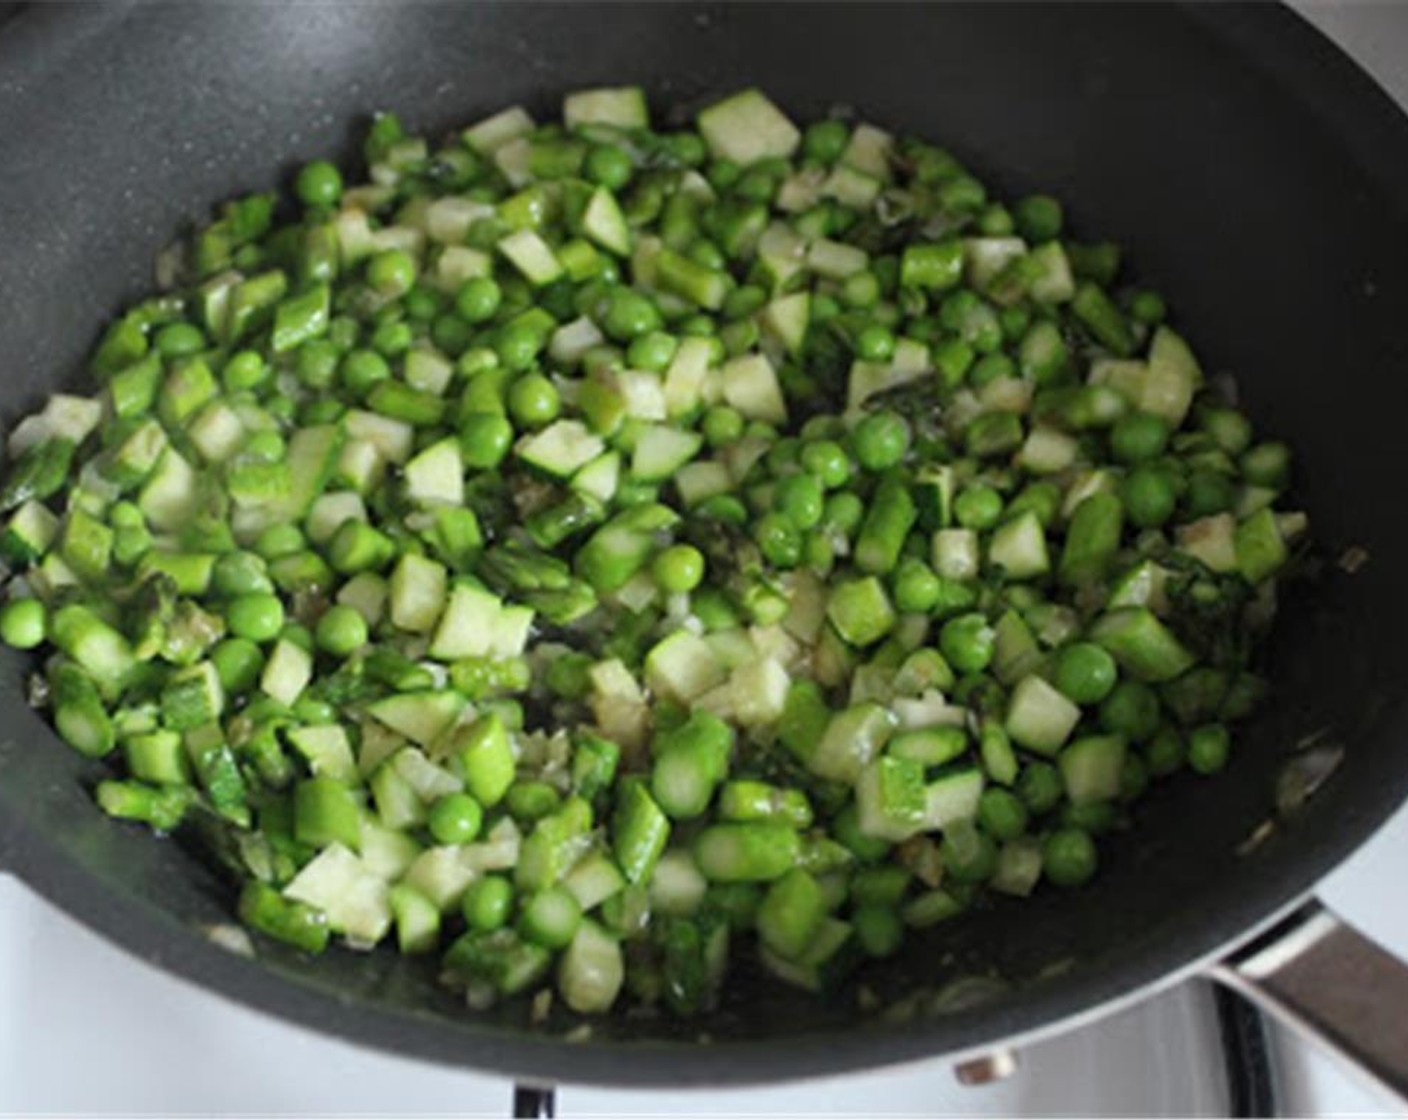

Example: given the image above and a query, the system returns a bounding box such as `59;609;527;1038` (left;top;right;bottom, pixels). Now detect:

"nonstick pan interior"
0;1;1407;1086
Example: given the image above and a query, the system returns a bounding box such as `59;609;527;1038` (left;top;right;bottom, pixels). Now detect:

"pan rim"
1;0;1407;1088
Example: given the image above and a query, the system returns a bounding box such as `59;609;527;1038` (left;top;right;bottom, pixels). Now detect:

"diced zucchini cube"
261;638;313;706
645;631;727;704
563;86;649;130
721;353;787;424
1005;675;1082;755
388;553;448;633
498;229;563;286
404;438;464;507
697;89;801;164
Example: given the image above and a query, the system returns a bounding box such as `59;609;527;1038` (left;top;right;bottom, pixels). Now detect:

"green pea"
977;788;1029;841
852;410;911;472
210;637;265;694
222;350;269;392
691;587;740;632
366;249;417;297
293;696;337;725
802;119;850;164
841;270;881;309
1122;465;1178;529
1144;726;1187;777
1064;797;1118;833
953;484;1003;530
733;168;777;205
855;324;897;362
1054;642;1119;705
723;285;767;322
665;313;707;340
1240;441;1291;489
1015;194;1063;242
906;142;958;184
701;405;744;448
939;175;986;213
462;875;513;931
1200;407;1253;456
544;652;593;700
801;439;851;489
774;473;824;530
431;312;476;357
299;397;344;426
626;331;678;373
584;144;634;190
892;557;941;614
340;348;391;397
939;288;988;337
1017;761;1064;814
853;904;903;958
939;612;996;674
403;285;445;323
978;204;1015;236
652;544;706;594
1000;305;1032;342
707;158;741;192
602;286;662;341
460;412;514;469
227;593;286;643
455;276;502;324
507;372;561;428
1110;410;1171;464
495;322;544;372
279;624;314;655
0;598;46;650
154;322;206;358
800;415;844;442
687;240;727;272
295;159;343;207
212;551;273;597
666;132;706;168
1100;680;1161;741
314;605;369;657
968;351;1015;388
754;512;802;569
254;524;306;561
1184;468;1237;518
458;346;500;379
428;792;485;845
371;319;413;358
109;501;143;530
810;293;841;325
1043;828;1097;887
1188;723;1231;775
696;494;748;526
1129;290;1166;325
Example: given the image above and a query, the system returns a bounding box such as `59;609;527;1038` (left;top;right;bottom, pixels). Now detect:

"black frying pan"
1;0;1408;1097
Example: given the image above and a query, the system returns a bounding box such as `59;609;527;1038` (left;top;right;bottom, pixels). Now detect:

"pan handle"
1208;899;1408;1102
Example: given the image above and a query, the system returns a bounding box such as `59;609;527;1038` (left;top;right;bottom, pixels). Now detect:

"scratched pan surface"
0;1;1406;1087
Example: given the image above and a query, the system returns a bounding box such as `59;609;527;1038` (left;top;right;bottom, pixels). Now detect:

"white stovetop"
3;2;1408;1115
